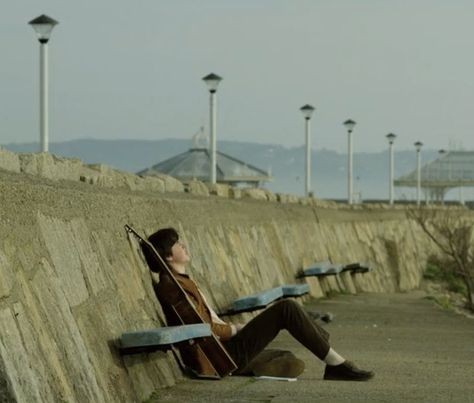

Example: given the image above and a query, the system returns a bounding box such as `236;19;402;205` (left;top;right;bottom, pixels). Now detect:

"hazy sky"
1;1;474;152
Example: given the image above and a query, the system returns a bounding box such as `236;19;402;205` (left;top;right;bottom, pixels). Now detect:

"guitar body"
125;225;237;378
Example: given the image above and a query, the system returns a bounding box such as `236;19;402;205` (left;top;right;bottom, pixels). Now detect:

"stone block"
16;270;76;401
152;174;184;193
276;193;288;203
84;164;140;190
19;153;85;181
241;188;267;200
0;147;20;173
30;260;104;402
69;222;109;296
10;297;62;402
299;197;313;206
0;308;43;402
0;250;13;299
122;352;178;401
37;214;90;307
139;176;166;192
207;183;230;198
263;189;277;202
277;192;300;203
186;180;210;196
276;193;299;203
229;187;242;199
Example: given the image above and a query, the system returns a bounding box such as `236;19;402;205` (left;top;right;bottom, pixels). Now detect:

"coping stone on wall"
138;176;166;193
264;189;278;202
299;197;313;206
241;188;267;201
276;193;287;203
207;183;230;198
313;199;338;208
0;147;21;173
277;193;299;204
19;153;86;181
83;165;168;193
152;174;184;193
186;180;210;197
229;187;242;199
82;164;136;190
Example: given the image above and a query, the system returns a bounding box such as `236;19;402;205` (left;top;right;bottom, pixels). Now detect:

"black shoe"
323;361;374;381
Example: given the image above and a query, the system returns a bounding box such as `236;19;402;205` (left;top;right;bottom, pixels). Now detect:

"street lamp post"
28;14;59;153
202;73;222;184
344;119;356;204
438;149;447;205
414;141;423;206
386;133;397;205
300;104;315;197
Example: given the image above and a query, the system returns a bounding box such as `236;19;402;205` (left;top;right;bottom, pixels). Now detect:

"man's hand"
230;322;246;337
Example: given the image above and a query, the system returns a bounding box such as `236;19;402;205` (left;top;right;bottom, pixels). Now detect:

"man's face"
167;240;190;265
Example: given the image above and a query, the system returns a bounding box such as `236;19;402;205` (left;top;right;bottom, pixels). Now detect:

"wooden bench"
119;323;212;354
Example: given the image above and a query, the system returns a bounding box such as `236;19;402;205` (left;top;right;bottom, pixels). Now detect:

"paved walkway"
150;292;474;403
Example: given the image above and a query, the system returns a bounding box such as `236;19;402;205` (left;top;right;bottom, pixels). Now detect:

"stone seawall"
0;150;443;402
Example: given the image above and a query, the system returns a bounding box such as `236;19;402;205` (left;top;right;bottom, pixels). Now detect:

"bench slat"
231;286;284;312
342;262;372;273
326;264;343;275
120;323;212;350
281;284;310;296
301;261;343;277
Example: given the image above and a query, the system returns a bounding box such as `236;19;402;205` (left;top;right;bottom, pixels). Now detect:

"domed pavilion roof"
137;147;271;186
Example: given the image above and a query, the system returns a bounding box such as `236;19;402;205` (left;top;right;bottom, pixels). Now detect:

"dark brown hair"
148;227;179;259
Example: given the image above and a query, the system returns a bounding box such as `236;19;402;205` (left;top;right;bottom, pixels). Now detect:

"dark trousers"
223;299;331;374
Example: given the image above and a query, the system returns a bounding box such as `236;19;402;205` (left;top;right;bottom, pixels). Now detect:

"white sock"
323;348;345;366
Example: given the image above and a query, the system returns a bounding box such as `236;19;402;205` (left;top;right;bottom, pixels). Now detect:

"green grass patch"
424;295;453;310
423;262;467;295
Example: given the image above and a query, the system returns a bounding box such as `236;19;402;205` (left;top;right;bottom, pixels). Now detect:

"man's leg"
223;299;330;373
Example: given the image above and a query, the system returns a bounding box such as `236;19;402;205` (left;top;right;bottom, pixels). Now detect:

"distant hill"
3;139;441;199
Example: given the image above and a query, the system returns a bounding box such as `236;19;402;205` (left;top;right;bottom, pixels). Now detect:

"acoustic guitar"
125;224;237;378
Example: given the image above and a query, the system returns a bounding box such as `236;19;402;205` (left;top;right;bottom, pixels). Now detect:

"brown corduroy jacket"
153;270;233;375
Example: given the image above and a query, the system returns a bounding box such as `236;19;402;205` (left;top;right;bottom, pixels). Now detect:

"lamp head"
300;104;315;120
29;14;58;44
386;133;397;145
202;73;222;93
343;119;356;132
414;141;423;152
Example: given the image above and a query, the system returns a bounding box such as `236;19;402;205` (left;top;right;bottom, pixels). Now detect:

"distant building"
395;151;474;202
137;147;272;187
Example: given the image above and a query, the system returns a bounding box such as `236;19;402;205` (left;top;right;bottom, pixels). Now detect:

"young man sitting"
148;227;374;381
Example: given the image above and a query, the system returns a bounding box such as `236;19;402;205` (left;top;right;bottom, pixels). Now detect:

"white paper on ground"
254;376;297;382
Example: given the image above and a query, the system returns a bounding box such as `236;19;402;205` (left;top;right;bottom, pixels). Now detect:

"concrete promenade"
150;292;474;403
